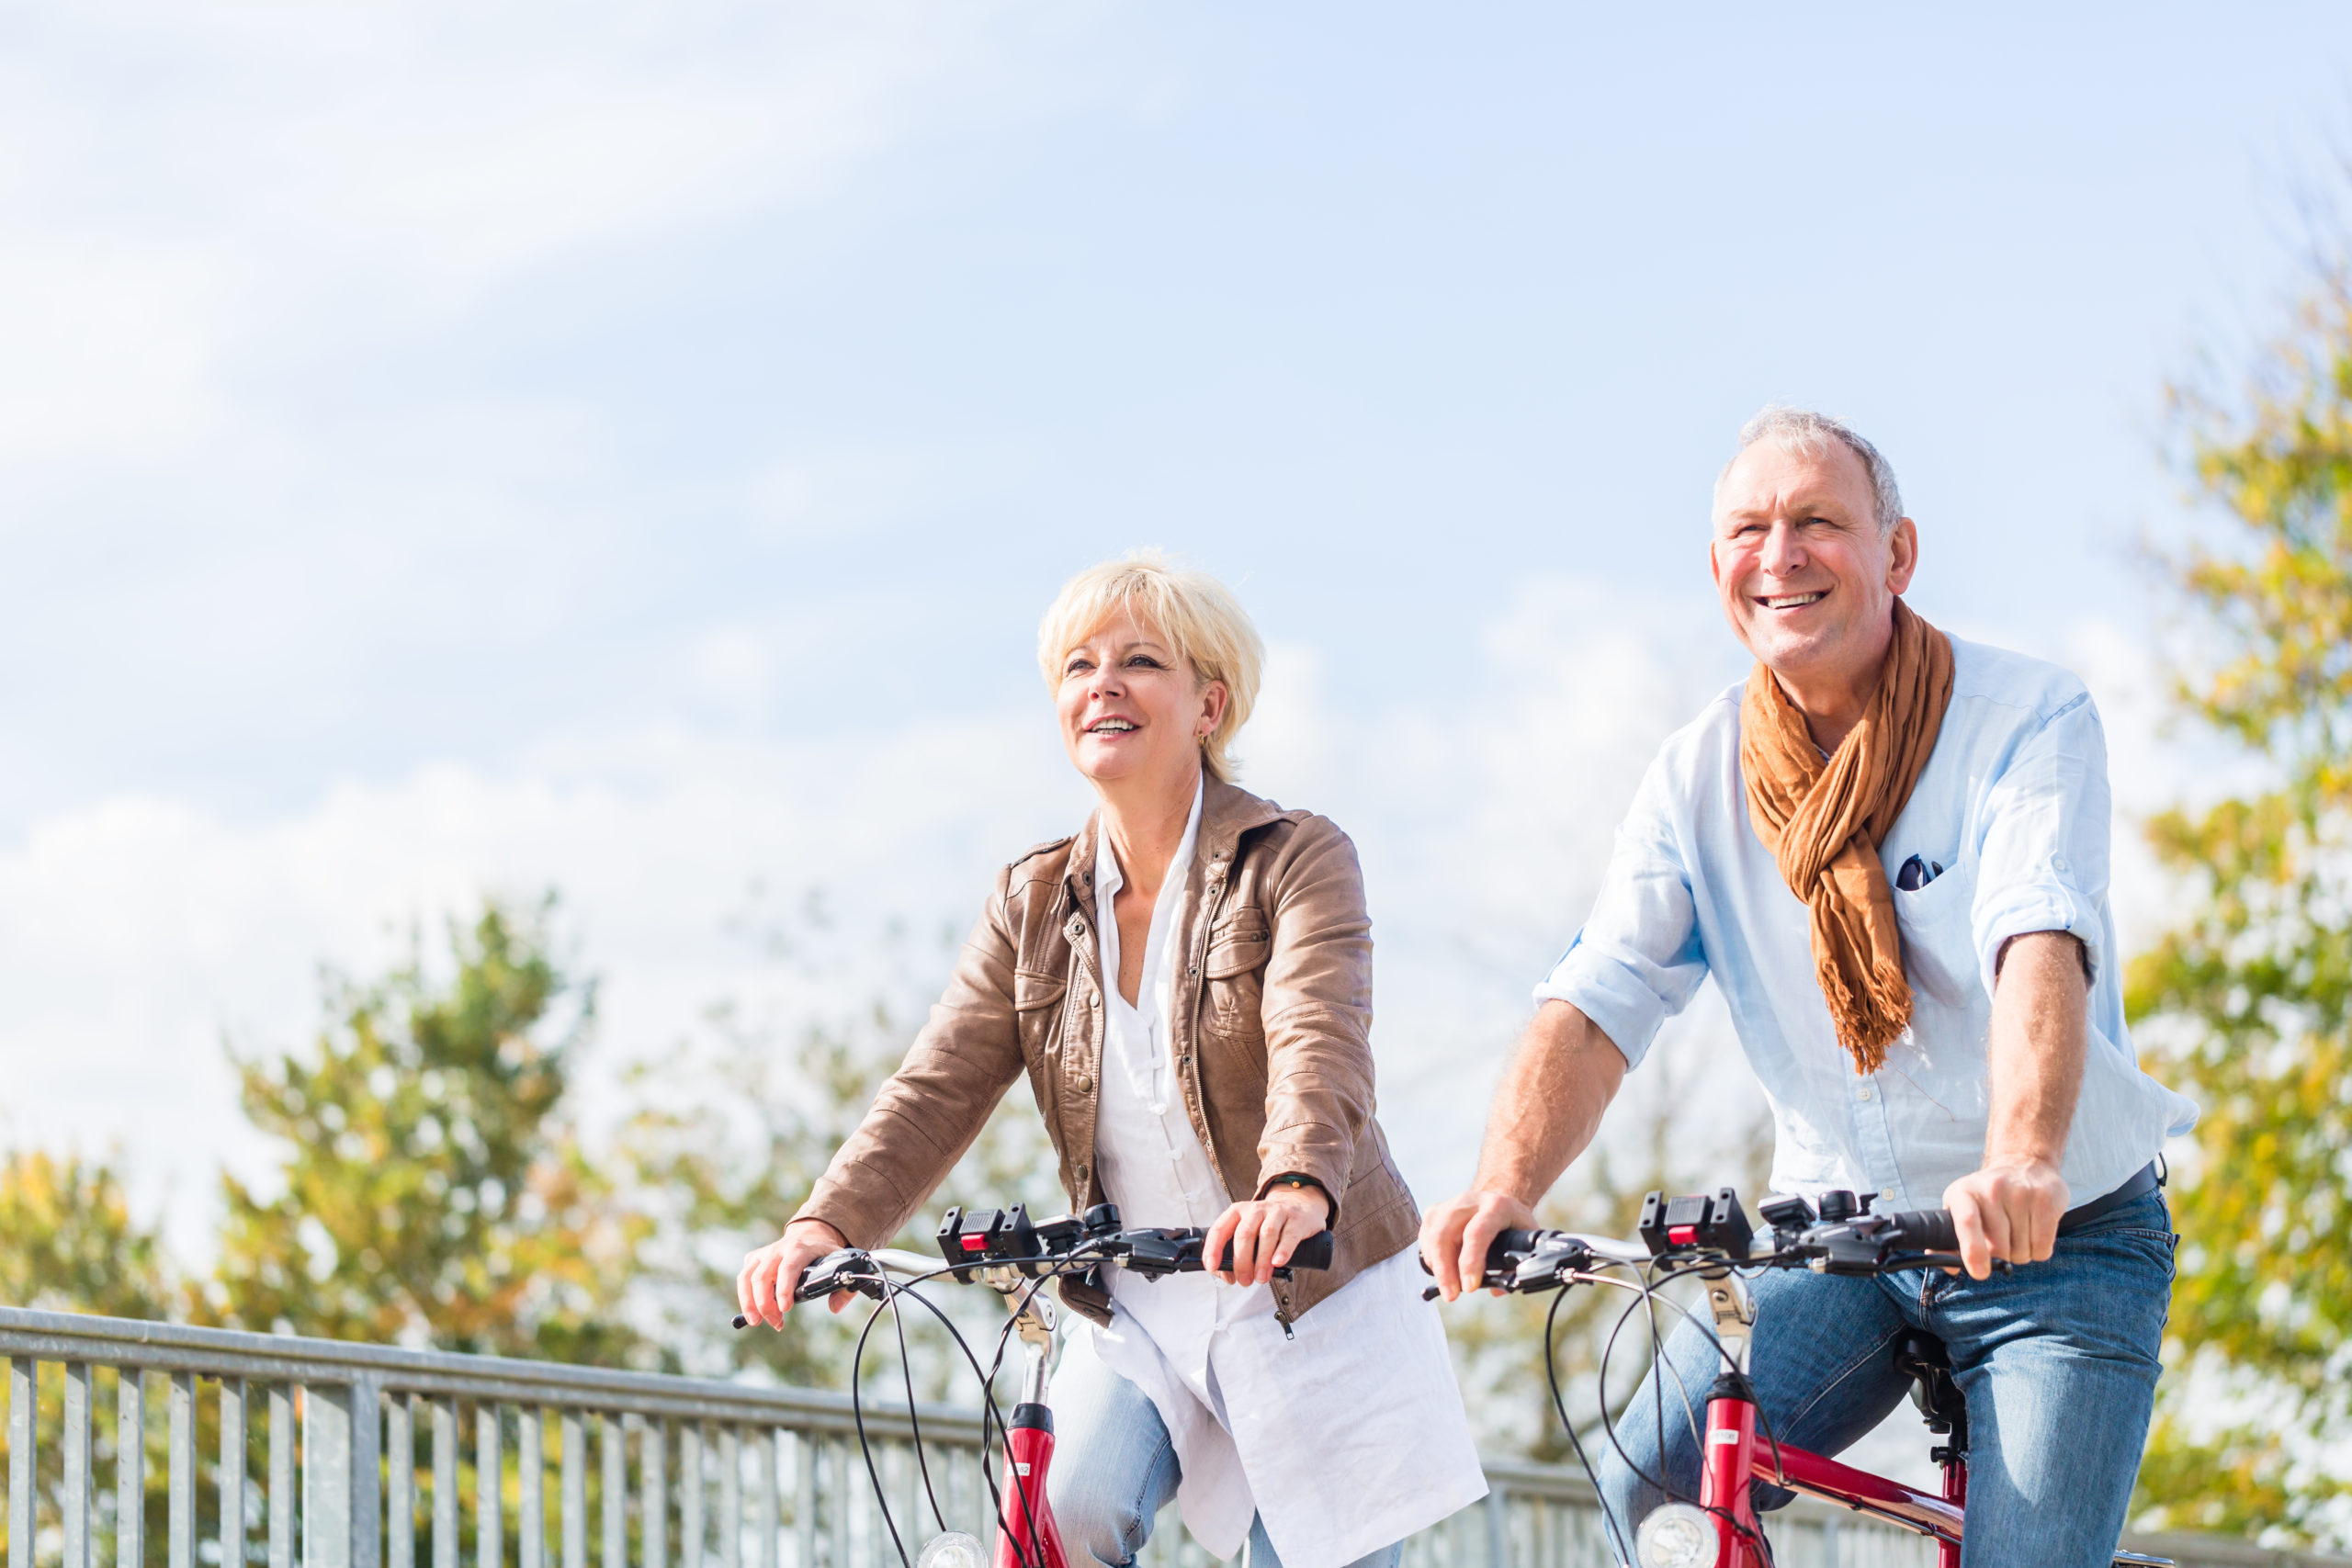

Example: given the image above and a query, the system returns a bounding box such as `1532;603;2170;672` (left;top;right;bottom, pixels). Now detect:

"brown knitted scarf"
1740;599;1954;1074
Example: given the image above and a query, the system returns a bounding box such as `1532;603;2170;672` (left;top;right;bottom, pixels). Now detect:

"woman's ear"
1197;679;1229;738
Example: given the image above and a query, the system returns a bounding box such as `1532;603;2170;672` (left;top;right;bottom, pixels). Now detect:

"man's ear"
1886;517;1920;594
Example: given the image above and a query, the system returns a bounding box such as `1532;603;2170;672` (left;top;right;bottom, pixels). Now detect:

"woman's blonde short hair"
1037;550;1265;784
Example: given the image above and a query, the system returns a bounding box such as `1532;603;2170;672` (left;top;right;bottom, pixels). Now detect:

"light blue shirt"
1536;635;2199;1212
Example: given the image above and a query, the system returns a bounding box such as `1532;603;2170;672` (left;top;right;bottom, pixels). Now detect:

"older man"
1421;407;2197;1565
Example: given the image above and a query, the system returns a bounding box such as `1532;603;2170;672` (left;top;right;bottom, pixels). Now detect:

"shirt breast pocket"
1892;856;1978;1010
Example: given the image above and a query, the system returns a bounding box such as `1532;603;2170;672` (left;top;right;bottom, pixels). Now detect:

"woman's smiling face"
1056;609;1227;793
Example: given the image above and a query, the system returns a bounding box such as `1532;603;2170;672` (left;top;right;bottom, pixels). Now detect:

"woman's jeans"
1046;1358;1403;1568
1596;1191;2176;1568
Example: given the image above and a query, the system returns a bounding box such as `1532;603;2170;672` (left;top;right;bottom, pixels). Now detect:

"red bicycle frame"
1674;1271;2165;1568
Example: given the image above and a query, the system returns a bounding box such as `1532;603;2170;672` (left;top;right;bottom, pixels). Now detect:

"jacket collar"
1063;775;1284;917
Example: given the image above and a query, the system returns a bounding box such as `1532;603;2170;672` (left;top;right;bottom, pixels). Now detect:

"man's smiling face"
1710;436;1917;689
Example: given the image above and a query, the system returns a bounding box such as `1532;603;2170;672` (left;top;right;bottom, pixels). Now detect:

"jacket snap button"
1076;1074;1093;1093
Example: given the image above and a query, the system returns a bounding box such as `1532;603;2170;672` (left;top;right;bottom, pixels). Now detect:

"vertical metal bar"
717;1429;739;1568
641;1422;666;1568
597;1419;622;1568
520;1411;543;1568
389;1398;414;1568
351;1382;381;1568
824;1449;843;1568
9;1359;37;1568
793;1438;814;1568
751;1433;775;1568
677;1427;700;1568
169;1373;196;1568
432;1403;457;1568
66;1363;94;1568
303;1385;355;1568
268;1387;293;1568
478;1407;503;1568
559;1413;583;1568
220;1381;248;1568
119;1371;147;1568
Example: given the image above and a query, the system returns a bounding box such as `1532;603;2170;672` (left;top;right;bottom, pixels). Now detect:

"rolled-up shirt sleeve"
1971;690;2110;997
1532;756;1709;1071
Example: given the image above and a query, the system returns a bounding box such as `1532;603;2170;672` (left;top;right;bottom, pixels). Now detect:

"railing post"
433;1402;458;1568
65;1363;94;1568
388;1397;413;1568
221;1382;248;1568
1481;1482;1508;1568
641;1420;667;1568
119;1370;146;1568
598;1416;623;1568
520;1409;544;1568
171;1372;197;1568
269;1387;294;1568
353;1380;381;1568
752;1432;775;1568
9;1359;36;1568
478;1406;503;1568
559;1412;584;1568
304;1385;354;1568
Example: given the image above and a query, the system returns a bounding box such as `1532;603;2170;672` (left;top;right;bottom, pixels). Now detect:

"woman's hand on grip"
1206;1183;1329;1287
737;1218;852;1327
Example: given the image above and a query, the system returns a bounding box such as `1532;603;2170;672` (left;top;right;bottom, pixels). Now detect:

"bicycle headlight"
1634;1503;1714;1568
917;1533;984;1568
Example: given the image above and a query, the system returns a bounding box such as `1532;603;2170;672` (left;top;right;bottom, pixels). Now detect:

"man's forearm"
1984;931;2088;1171
1472;1000;1627;1203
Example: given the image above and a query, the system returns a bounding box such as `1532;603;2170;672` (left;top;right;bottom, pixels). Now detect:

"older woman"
737;553;1482;1568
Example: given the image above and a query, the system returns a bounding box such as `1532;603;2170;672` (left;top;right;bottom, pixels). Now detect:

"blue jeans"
1046;1356;1404;1568
1596;1191;2175;1568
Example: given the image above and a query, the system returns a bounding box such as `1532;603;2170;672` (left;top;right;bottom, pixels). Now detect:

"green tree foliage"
623;895;1060;1400
206;899;650;1362
0;1149;175;1319
2128;271;2352;1548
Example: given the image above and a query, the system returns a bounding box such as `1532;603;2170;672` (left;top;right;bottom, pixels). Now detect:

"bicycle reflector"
1634;1503;1713;1568
1638;1187;1755;1258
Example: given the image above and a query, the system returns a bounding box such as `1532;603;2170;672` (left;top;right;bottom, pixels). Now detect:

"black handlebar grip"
1286;1230;1335;1271
1485;1228;1545;1272
1215;1230;1337;1272
1884;1210;1960;1253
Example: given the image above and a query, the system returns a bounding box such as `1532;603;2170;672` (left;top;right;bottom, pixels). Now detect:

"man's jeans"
1046;1356;1403;1568
1596;1191;2175;1568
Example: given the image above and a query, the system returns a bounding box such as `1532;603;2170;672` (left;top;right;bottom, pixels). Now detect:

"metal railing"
0;1308;2324;1568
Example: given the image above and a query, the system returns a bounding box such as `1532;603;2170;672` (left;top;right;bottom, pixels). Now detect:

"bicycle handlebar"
1455;1186;1993;1297
732;1202;1337;1323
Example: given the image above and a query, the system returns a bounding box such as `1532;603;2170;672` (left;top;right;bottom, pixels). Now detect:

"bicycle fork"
1697;1274;1765;1568
989;1276;1069;1568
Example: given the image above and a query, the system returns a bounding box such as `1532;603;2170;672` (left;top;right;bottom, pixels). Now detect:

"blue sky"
2;4;2346;1275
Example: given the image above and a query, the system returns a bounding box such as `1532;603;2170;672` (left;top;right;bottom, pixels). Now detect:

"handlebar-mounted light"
1636;1188;1755;1259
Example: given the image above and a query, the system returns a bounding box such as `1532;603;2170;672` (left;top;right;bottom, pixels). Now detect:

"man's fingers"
1204;1211;1239;1283
1457;1206;1502;1305
1950;1191;1992;1281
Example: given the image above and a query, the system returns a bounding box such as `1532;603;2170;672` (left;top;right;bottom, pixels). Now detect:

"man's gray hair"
1724;405;1905;532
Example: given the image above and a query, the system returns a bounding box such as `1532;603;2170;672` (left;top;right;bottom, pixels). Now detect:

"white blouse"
1068;781;1486;1568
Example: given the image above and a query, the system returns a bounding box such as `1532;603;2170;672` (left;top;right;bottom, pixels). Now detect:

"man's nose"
1759;521;1807;575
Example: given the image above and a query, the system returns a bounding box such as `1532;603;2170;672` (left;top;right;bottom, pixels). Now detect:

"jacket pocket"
1014;968;1069;1055
1201;910;1270;1043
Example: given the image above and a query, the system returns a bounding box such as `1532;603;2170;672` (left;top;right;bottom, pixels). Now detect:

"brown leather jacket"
796;778;1419;1327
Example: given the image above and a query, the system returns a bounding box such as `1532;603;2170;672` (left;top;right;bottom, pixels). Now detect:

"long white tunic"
1071;783;1486;1568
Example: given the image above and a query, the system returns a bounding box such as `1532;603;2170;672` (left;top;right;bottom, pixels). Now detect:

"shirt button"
2053;855;2069;873
1858;1084;1875;1102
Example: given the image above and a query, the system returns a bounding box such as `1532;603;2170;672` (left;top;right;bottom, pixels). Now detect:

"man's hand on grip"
1419;1189;1537;1303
